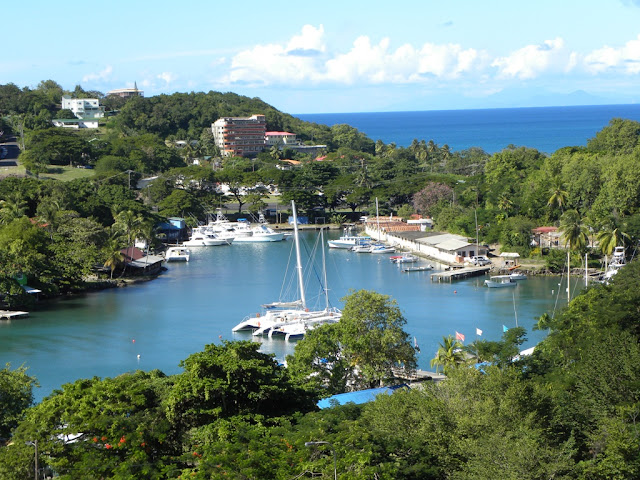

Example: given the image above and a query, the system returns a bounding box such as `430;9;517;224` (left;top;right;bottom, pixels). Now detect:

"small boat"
509;272;527;281
392;253;418;263
165;246;190;262
328;234;372;249
484;275;517;288
352;244;373;253
369;244;396;254
402;265;433;273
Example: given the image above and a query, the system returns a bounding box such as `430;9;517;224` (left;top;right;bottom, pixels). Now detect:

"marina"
0;230;573;402
430;266;491;282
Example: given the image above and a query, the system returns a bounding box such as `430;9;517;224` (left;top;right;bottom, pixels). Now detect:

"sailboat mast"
291;201;307;309
321;227;329;311
375;197;380;242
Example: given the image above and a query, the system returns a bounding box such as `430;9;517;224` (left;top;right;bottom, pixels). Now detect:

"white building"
61;96;105;119
51;118;99;129
107;82;144;99
265;131;298;146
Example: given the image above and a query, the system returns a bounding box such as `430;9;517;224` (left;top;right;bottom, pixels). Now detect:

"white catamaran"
231;201;341;340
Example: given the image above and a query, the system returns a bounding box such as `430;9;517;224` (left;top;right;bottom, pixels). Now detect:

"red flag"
455;331;465;342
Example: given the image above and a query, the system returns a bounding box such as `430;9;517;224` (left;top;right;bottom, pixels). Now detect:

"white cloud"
584;34;640;74
491;38;568;79
223;25;485;87
82;65;113;83
157;72;177;84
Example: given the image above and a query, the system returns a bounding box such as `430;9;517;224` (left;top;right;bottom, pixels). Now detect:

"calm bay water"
0;231;573;402
296;104;640;154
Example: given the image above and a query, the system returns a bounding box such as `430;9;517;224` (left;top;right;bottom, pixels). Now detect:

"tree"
0;363;38;440
431;335;466;374
560;209;588;252
0;192;28;225
102;237;124;279
597;223;629;256
168;341;316;430
288;290;417;393
547;178;568;214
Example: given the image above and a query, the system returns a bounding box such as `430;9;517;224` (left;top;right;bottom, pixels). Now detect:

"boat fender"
258;321;261;327
305;308;309;312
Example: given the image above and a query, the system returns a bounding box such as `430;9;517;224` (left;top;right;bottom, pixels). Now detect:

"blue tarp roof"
317;384;406;409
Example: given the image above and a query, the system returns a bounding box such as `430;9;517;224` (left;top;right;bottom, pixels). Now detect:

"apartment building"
61;96;105;119
212;114;266;157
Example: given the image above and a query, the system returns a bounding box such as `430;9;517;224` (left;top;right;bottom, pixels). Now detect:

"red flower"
92;437;98;443
105;444;112;449
119;436;126;444
101;436;107;441
140;442;146;447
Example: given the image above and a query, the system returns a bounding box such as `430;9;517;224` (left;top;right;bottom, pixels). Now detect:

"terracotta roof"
265;131;295;136
532;226;558;234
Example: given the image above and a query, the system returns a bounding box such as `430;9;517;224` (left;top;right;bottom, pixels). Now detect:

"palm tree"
560;210;588;300
547;179;568;215
0;193;28;224
430;335;466;374
103;238;124;280
597;224;629;256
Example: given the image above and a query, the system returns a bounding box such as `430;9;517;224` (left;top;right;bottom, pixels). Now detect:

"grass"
0;165;96;182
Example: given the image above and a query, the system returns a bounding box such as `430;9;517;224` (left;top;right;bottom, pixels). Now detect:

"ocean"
296;104;640;155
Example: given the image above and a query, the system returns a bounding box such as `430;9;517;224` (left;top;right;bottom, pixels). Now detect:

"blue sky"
4;0;640;113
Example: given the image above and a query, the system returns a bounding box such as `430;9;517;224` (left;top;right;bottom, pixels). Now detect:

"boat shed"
317;384;406;409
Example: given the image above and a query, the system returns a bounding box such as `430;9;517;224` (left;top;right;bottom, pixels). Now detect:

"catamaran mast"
291;201;307;309
321;227;329;311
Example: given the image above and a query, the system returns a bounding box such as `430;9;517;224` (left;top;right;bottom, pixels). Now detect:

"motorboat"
484;275;518;288
206;209;253;239
391;253;418;263
402;265;433;272
165;246;190;262
183;227;231;246
369;244;396;254
234;223;285;242
602;246;626;282
352;244;373;253
328;233;372;249
509;272;527;281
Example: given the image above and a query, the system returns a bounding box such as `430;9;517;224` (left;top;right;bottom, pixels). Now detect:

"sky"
4;0;640;113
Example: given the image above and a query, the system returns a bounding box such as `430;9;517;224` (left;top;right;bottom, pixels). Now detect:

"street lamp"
25;440;38;480
305;441;337;480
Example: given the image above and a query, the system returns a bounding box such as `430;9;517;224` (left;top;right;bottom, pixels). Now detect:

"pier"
0;310;29;320
430;266;490;282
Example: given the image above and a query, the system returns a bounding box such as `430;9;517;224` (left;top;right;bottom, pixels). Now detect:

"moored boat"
165;246;190;262
484;275;518;288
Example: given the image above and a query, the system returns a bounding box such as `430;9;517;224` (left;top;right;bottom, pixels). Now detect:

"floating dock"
430;266;490;282
0;310;29;320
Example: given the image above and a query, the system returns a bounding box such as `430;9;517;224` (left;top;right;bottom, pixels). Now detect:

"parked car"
470;255;491;266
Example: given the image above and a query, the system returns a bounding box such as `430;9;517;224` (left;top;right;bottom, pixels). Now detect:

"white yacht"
234;223;285;242
484;275;518;288
183;227;231;246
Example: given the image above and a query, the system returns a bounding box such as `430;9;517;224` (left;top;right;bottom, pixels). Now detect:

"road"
0;135;20;167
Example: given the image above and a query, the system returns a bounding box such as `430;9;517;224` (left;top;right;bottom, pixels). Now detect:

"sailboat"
231;201;341;339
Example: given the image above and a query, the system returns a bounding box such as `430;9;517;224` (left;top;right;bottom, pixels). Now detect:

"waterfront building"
61;96;105;119
107;83;144;99
211;114;266;157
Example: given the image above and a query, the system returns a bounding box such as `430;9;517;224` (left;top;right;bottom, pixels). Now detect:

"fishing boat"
602;246;626;282
484;275;518;288
165;246;190;262
183;227;231;246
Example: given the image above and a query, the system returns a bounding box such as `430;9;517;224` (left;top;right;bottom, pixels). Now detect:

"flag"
455;331;465;342
503;325;509;332
476;328;483;336
414;336;421;353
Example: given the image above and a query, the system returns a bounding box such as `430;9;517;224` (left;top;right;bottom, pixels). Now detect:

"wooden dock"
430;266;490;282
0;310;29;320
